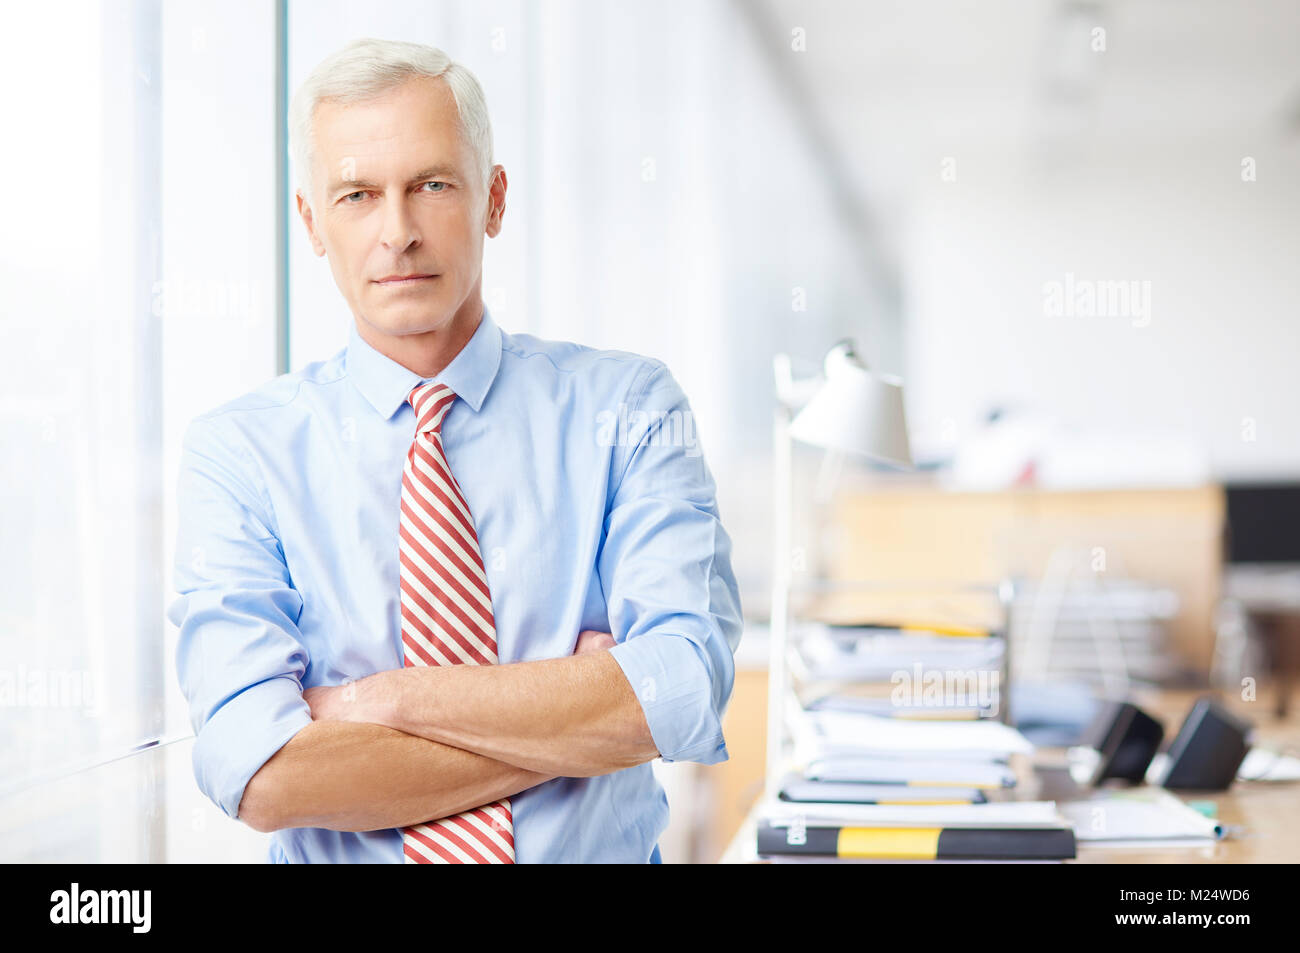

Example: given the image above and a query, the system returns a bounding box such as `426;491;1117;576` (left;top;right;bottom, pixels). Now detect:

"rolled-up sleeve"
600;362;744;766
167;414;313;821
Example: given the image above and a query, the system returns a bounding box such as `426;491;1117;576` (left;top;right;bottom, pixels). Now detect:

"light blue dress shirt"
167;306;743;863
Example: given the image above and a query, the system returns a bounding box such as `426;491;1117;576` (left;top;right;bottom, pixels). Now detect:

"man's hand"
302;680;366;723
303;630;617;724
572;629;616;655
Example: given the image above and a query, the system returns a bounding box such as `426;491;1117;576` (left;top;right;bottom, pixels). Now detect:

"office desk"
719;689;1300;864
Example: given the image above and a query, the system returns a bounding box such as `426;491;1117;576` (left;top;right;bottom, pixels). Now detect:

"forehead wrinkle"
312;80;478;193
325;130;460;168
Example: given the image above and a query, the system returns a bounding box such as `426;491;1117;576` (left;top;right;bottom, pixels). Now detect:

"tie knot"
408;381;458;436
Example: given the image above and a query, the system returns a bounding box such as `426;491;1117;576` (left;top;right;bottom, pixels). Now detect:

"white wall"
902;148;1300;482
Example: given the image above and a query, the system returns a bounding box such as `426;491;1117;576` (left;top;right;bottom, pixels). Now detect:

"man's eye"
422;181;447;193
343;191;367;203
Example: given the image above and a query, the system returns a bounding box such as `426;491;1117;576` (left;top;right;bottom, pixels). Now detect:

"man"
167;37;742;863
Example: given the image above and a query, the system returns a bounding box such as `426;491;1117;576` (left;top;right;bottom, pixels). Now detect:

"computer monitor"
1225;483;1300;564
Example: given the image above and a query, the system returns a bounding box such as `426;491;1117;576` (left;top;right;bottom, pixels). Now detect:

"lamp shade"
787;341;912;467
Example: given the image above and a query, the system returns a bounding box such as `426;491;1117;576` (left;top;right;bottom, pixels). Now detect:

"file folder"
756;821;1077;860
779;773;987;804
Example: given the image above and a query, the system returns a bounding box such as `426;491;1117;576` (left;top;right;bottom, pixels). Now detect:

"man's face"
297;75;505;340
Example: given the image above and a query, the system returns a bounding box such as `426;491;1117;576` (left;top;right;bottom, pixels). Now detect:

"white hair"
289;37;494;205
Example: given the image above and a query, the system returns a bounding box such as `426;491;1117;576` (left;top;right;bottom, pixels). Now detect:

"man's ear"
484;165;507;238
296;190;327;257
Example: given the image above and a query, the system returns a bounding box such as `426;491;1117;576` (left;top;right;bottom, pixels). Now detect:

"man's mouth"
374;273;438;286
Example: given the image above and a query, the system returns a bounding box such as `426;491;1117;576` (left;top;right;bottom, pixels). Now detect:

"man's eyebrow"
327;165;461;194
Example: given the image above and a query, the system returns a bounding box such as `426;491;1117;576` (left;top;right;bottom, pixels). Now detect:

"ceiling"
745;0;1300;264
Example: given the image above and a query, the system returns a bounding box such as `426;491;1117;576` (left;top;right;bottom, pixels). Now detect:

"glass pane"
0;0;164;860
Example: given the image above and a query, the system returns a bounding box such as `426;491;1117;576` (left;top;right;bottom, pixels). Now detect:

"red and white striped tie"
397;381;515;864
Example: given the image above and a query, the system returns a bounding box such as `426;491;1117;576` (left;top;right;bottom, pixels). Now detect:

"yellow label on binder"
836;827;942;859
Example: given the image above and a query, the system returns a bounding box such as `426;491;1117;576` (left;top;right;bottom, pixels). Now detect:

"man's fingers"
574;629;616;654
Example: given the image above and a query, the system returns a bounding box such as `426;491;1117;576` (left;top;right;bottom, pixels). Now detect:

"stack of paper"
780;708;1031;807
808;694;990;720
791;708;1035;763
762;798;1066;828
757;706;1071;859
778;772;989;805
796;623;1004;683
1058;788;1223;847
804;757;1017;788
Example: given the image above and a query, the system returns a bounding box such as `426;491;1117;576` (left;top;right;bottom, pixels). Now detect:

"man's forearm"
335;649;660;777
394;650;654;777
237;719;553;833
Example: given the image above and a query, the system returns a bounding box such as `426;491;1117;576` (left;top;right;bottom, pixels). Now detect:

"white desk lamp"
767;340;913;798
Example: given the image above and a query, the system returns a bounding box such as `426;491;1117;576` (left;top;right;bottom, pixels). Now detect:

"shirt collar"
345;305;503;419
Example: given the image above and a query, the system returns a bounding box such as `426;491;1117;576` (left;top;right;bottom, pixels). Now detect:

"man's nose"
380;196;420;252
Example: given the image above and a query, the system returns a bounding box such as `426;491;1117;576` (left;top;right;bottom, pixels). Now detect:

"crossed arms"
238;631;656;833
